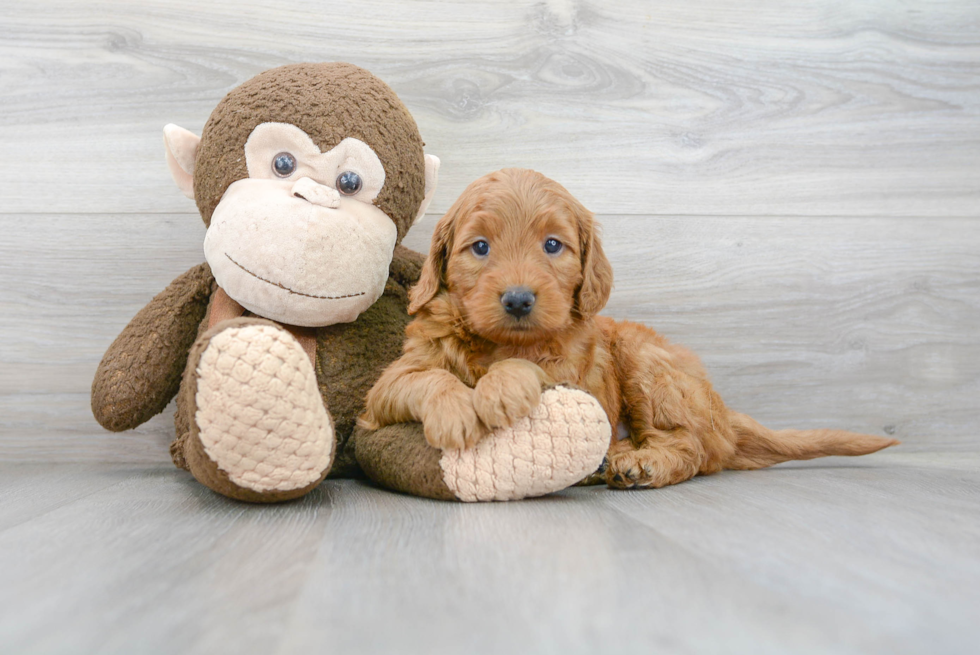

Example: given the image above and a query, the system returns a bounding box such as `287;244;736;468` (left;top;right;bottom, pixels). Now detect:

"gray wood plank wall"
1;0;978;462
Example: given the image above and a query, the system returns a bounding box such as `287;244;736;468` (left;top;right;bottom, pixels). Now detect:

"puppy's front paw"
472;359;546;429
423;386;486;450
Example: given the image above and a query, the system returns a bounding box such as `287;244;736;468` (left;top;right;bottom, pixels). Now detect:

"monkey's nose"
292;176;341;209
501;287;536;318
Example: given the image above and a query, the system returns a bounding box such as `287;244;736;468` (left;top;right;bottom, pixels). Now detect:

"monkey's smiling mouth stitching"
225;253;365;300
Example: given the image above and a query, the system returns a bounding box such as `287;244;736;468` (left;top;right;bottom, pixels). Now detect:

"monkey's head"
162;63;439;327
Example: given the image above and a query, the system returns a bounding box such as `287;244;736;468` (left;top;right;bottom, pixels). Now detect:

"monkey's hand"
472;359;550;429
422;384;487;450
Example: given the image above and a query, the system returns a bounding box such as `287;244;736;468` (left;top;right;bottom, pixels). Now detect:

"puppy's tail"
725;411;899;470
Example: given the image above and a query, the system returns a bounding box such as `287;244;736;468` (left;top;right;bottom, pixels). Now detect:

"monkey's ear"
163;124;201;200
412;154;440;226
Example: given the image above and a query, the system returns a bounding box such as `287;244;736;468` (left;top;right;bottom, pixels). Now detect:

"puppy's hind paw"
605;447;695;489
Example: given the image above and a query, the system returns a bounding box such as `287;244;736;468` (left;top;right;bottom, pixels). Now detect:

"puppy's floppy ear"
408;209;456;314
574;206;613;318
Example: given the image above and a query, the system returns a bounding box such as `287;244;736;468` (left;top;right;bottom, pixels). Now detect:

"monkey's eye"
336;171;363;196
471;240;490;257
272;152;297;177
544;238;563;254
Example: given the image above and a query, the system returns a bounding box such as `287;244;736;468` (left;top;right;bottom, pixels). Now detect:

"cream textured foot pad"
195;324;334;493
440;386;611;502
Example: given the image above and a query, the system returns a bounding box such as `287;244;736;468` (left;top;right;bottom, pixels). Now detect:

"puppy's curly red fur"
361;168;898;488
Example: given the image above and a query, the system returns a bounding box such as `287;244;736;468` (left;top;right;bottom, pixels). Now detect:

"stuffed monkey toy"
91;63;610;503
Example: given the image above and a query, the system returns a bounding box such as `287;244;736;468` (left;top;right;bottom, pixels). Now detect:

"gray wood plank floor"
1;1;978;652
0;456;977;655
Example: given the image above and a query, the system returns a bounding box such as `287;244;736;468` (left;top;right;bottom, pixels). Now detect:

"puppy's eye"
336;171;362;196
544;238;563;254
471;240;490;257
272;152;297;177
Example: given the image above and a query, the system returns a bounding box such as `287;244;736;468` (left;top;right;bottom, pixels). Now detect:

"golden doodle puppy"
360;169;898;489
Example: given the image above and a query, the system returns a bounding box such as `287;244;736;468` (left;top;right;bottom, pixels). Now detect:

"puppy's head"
409;168;612;345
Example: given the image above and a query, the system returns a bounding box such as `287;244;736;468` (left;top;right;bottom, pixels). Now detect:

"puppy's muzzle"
501;286;536;318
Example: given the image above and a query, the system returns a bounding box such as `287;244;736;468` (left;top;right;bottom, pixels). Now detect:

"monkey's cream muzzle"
291;176;342;208
204;178;397;327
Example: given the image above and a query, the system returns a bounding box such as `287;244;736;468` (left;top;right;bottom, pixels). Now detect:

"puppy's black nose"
501;287;536;318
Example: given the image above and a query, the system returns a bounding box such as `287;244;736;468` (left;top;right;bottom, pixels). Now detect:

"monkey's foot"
183;321;334;502
355;386;610;502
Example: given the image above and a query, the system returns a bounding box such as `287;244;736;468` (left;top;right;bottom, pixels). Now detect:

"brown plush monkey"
92;63;609;502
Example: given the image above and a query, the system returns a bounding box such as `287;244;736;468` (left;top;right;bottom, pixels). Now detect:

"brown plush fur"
92;64;433;494
361;169;899;489
162;251;422;480
176;316;335;502
352;423;457;500
194;62;426;241
95;248;423;482
92;262;215;432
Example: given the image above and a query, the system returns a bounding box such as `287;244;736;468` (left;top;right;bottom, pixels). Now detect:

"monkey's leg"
354;386;610;502
172;317;334;502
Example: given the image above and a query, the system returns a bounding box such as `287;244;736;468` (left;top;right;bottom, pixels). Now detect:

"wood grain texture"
0;464;333;654
0;1;978;216
1;3;978;652
0;466;976;654
2;212;975;462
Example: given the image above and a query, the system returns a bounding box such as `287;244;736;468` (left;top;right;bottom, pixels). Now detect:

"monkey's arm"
92;263;215;431
387;244;426;288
